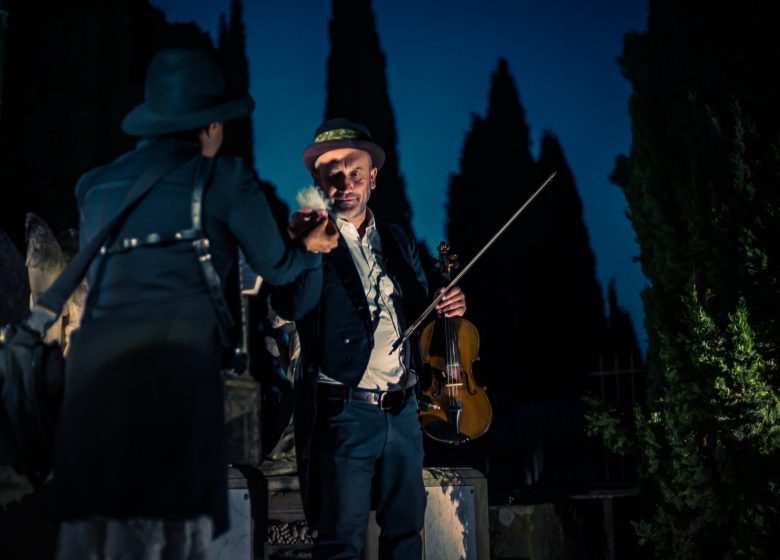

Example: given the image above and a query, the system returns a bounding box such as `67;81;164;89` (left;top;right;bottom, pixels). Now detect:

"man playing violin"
272;118;466;559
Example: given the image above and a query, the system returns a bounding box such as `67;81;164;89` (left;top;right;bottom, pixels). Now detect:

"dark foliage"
591;1;780;556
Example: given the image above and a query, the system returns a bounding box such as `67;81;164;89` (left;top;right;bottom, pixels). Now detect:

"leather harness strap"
98;155;236;339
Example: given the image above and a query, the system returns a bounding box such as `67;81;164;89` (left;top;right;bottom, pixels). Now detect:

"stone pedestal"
262;467;490;560
489;503;563;559
224;376;262;467
263;475;313;560
363;468;490;560
213;468;256;559
424;468;490;559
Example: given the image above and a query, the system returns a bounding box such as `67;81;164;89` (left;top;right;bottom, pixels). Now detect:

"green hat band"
314;128;364;143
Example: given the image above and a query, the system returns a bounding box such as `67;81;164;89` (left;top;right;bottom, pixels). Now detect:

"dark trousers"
311;391;426;560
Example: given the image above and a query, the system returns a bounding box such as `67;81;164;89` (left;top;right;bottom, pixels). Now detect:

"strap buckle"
378;389;406;411
378;391;393;410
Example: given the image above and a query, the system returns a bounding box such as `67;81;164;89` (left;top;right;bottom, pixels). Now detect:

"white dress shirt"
317;210;416;390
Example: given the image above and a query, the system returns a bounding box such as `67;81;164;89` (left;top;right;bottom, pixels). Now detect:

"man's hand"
435;286;466;317
288;208;326;239
292;209;339;254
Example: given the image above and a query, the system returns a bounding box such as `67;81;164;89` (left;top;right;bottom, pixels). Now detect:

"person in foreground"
53;48;337;559
272;118;466;559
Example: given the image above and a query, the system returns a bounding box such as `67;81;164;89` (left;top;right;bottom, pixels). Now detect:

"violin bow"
390;171;557;353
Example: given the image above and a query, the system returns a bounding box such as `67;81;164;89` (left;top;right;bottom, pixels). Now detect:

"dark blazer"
271;219;429;518
54;137;321;535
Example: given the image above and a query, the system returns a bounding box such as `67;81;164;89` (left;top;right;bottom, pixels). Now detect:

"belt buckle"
379;390;404;411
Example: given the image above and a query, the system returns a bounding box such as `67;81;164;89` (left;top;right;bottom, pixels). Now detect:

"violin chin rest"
423;419;471;446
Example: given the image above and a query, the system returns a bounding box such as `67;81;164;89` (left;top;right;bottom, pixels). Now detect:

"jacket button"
343;337;351;344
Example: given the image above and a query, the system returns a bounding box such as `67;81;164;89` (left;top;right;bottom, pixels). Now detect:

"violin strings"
447;318;456;407
449;319;455;405
446;317;458;408
448;320;460;401
444;317;451;406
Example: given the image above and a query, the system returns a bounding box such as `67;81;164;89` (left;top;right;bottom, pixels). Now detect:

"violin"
419;242;492;445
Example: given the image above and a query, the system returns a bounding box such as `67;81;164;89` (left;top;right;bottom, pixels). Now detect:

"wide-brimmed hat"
122;48;255;137
303;118;386;171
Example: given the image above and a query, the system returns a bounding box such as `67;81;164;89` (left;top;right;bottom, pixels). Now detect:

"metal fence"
585;354;646;492
486;354;646;503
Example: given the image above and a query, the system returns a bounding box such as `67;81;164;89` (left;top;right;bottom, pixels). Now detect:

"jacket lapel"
375;222;404;297
327;236;373;333
375;221;429;331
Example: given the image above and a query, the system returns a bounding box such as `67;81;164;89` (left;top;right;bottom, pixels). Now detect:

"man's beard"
333;197;367;220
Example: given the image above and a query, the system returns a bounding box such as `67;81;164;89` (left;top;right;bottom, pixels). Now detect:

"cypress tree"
447;60;605;397
536;133;606;380
445;59;627;500
446;59;537;394
0;0;8;129
592;1;780;555
217;0;254;166
0;0;210;247
603;280;642;372
324;0;413;233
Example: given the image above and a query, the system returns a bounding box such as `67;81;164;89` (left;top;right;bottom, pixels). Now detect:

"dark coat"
53;138;321;535
271;220;428;519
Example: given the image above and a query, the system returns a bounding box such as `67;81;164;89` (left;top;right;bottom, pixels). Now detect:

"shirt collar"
335;208;376;238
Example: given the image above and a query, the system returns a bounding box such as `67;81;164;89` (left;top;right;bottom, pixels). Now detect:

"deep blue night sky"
150;0;649;353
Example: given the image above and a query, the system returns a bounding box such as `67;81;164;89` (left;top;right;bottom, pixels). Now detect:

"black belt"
318;384;414;411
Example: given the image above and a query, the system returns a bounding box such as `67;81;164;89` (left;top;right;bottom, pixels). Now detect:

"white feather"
295;185;331;211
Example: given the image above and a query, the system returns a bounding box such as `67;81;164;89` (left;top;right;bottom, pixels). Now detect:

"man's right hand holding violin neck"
292;209;339;254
